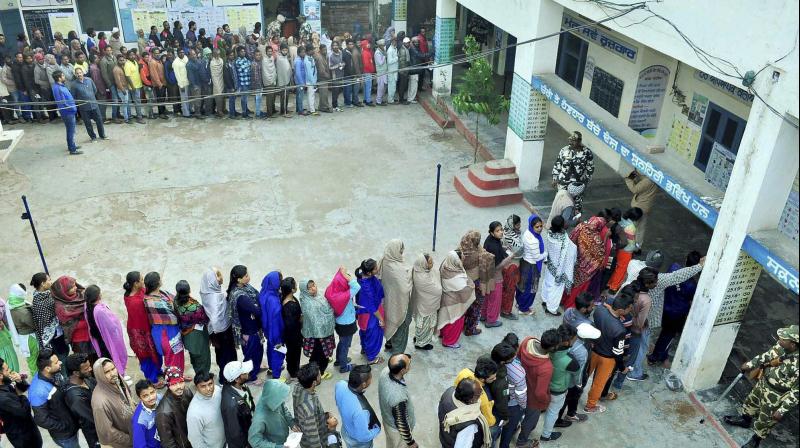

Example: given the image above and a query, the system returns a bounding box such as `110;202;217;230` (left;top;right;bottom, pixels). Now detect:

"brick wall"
322;1;372;36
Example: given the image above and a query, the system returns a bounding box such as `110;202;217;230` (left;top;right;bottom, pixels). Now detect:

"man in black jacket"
29;349;79;447
63;353;99;447
407;37;429;104
0;356;43;448
221;360;255;448
156;366;193;448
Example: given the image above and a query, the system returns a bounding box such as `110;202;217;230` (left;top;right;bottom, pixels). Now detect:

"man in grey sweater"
70;66;107;141
378;354;417;448
187;372;226;448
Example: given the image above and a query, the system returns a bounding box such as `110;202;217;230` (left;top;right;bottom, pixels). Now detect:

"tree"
452;35;509;165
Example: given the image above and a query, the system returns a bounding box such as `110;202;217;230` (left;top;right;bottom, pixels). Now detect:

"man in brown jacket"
156;366;194;448
624;170;659;248
313;43;332;113
147;49;168;119
91;358;135;448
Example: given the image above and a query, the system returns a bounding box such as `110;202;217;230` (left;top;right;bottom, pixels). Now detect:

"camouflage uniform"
740;326;799;439
552;144;594;212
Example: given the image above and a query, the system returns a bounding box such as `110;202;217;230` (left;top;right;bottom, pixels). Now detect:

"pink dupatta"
85;303;128;375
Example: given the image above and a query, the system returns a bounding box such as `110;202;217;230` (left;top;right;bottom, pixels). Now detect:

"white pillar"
432;0;457;98
672;73;800;391
503;0;562;191
391;0;408;34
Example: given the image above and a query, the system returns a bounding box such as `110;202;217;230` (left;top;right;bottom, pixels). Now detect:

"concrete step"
467;163;520;190
454;170;523;207
484;159;517;175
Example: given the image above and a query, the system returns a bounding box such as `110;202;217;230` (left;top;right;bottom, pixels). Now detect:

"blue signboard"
531;75;799;295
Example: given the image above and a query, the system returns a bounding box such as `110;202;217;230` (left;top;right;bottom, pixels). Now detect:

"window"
694;102;747;171
589;67;624;117
77;0;117;33
555;32;587;90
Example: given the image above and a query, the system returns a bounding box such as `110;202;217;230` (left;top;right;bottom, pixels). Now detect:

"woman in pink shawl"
84;285;128;377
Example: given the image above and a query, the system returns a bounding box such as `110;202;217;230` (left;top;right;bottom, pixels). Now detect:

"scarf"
324;271;352;317
545;230;575;290
229;284;260;344
411;253;442;318
262;53;276;85
459;231;496;293
299;280;335;339
5;284;31;356
526;215;546;272
143;291;178;326
437;251;476;329
546;189;574;230
442;391;491;448
502;215;522;255
51;276;86;343
569;216;608;286
199;268;228;334
379;239;413;340
483;234;507;267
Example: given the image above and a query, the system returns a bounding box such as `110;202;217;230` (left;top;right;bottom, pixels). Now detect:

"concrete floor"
0;105;742;448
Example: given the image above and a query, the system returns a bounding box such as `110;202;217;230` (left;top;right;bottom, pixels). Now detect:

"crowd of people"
0;18;433;154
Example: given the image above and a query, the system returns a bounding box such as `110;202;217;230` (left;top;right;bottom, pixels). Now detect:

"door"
0;10;24;55
694;102;747;171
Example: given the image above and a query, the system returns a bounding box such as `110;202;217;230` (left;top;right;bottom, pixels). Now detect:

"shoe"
114;118;123;124
100;136;109;140
563;413;588;422
160;114;169;120
68;150;84;155
584;404;606;413
401;101;410;105
554;419;572;428
333;357;352;367
311;111;319;116
355;102;364;107
741;435;762;448
321;372;332;380
485;321;503;328
723;414;753;428
443;343;461;349
366;102;375;107
384;341;393;351
410;100;418;104
414;344;434;350
501;312;519;320
90;138;97;143
136;118;145;124
545;309;562;317
627;373;649;381
339;364;353;373
465;328;482;336
377;102;387;106
539;432;561;442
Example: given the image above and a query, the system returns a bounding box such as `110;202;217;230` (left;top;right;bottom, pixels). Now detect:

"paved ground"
0;104;750;448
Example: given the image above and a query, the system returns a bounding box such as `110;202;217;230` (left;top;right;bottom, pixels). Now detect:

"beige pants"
636;212;648;247
385;425;406;448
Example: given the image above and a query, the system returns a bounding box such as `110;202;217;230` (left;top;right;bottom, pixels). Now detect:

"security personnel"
724;324;798;448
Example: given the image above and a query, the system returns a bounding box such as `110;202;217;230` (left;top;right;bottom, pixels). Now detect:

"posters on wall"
666;114;702;164
121;2;261;44
21;0;73;6
628;65;670;136
170;0;212;7
779;175;799;242
48;11;78;38
688;92;708;126
302;0;321;34
704;141;736;191
120;0;166;8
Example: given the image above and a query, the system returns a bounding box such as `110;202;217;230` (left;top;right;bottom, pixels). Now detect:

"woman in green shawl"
5;284;39;374
298;280;336;380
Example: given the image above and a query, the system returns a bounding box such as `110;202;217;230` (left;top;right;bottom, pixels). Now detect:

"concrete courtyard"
0;106;731;447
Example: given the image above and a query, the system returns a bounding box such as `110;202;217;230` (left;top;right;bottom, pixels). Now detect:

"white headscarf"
199;268;230;334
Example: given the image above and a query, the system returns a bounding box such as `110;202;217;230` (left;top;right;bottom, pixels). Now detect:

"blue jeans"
130;87;143;118
295;86;304;113
62;114;77;152
17;91;33;120
629;327;650;379
336;333;353;370
254;93;262;116
343;84;352;106
239;89;249;117
490;425;501;447
499;405;524;448
109;86;120;118
363;74;372;103
53;435;80;448
541;391;567;438
117;89;130;121
342;431;372;448
227;91;237;117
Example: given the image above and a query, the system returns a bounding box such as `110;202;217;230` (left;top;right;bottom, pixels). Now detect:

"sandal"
601;391;618;401
368;356;384;365
321;372;333;380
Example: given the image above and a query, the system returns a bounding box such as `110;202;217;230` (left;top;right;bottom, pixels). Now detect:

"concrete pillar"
432;0;457;98
503;0;563;190
392;0;407;34
672;73;800;391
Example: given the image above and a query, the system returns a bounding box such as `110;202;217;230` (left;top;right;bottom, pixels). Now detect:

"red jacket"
518;336;553;410
360;40;375;74
417;33;428;53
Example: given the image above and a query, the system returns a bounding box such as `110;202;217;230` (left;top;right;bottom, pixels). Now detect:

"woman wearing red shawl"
459;230;495;336
437;251;476;348
561;216;610;309
123;271;162;386
51;275;93;355
325;267;360;373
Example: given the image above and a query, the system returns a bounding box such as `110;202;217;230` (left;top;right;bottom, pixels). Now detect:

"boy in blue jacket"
335;365;381;447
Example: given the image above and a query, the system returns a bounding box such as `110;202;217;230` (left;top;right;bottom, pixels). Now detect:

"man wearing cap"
724;325;798;448
221;360;256;448
156;366;193;448
374;39;388;106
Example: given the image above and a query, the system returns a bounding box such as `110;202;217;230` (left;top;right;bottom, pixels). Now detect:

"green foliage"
452;35;509;127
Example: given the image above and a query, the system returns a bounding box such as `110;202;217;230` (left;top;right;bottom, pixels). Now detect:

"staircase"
454;159;523;207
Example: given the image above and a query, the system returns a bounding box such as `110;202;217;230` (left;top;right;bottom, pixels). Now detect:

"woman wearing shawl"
174;280;211;377
546;182;584;230
355;259;385;365
199;267;237;378
4;284;39;373
517;215;546;315
607;207;643;292
123;271;162;385
438;251;476;349
562;216;610;309
483;222;515;328
91;357;135;448
411;253;441;350
0;298;19;372
259;271;286;380
52;275;93;354
143;272;186;379
380;239;413;356
229;265;264;384
500;215;522;319
281;277;302;381
540;216;577;316
459;230;495;335
298;279;336;379
84;285;129;377
30;272;68;355
325;267;361;373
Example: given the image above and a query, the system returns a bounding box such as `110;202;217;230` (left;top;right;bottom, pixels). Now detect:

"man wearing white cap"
221;360;256;448
557;292;600;425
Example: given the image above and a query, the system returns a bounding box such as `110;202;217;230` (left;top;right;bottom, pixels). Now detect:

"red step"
484;159;517;175
454;169;523;207
468;163;520;190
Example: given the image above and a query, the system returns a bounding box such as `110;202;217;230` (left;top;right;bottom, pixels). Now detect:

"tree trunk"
473;114;480;164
